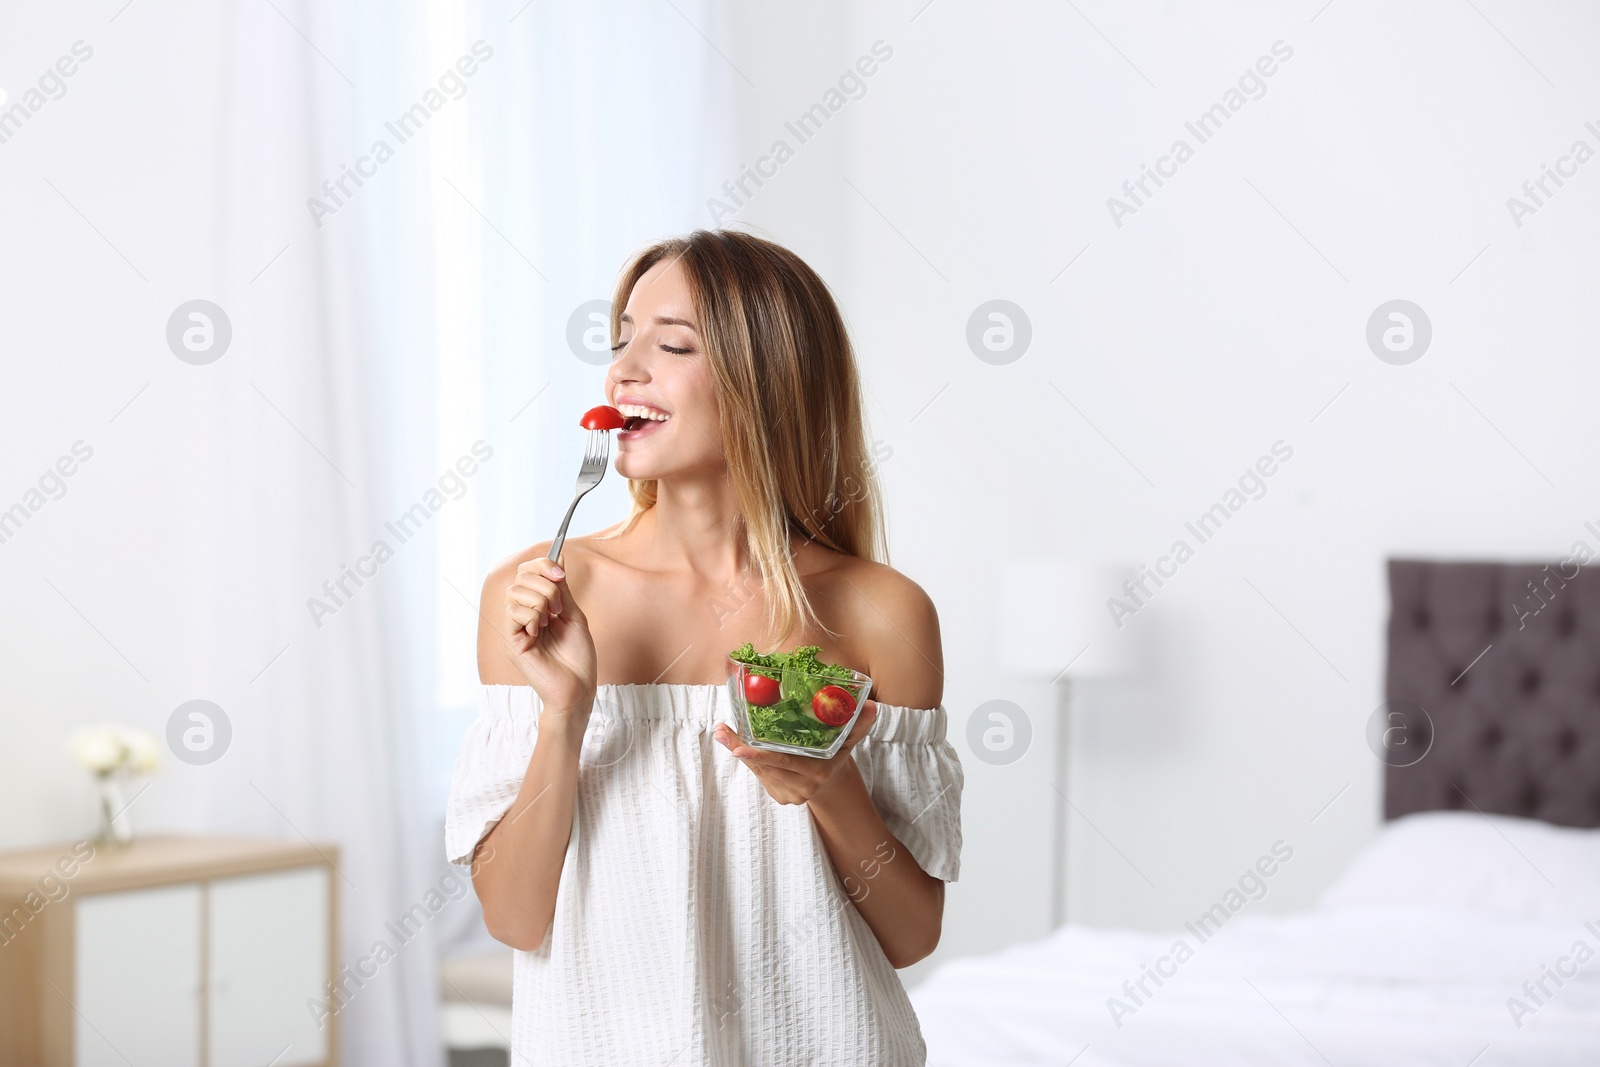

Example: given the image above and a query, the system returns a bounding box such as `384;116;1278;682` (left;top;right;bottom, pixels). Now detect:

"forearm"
471;706;589;950
807;761;944;968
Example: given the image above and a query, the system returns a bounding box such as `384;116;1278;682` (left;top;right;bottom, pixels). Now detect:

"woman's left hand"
714;699;878;806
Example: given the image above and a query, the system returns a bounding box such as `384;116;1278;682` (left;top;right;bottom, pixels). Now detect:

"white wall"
718;0;1600;982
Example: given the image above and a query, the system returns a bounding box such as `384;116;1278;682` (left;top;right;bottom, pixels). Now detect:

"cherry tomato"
744;671;781;707
811;684;856;727
580;405;626;430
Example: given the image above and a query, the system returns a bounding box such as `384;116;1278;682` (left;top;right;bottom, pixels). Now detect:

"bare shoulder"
482;540;553;595
477;534;614;683
820;554;943;709
479;524;622;601
477;540;554;684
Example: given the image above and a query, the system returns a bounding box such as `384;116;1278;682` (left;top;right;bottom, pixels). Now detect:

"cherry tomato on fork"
580;405;626;430
744;672;781;707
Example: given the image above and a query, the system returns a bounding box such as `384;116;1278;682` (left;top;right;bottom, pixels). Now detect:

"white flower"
122;729;161;774
72;726;127;774
122;729;161;771
71;724;164;777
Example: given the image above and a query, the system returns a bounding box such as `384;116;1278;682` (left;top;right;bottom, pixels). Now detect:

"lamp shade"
995;558;1139;679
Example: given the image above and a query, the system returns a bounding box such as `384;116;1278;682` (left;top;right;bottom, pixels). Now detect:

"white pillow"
1318;811;1600;922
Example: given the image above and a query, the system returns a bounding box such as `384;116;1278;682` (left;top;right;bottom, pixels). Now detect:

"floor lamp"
997;559;1136;930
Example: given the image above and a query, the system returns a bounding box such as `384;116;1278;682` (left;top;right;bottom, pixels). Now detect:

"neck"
640;468;765;584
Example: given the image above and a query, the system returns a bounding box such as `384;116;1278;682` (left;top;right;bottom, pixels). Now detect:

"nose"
606;334;647;389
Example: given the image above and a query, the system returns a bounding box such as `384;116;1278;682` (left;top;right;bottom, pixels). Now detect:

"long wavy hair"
596;228;887;646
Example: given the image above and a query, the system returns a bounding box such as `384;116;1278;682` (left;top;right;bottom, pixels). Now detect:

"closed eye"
609;338;691;356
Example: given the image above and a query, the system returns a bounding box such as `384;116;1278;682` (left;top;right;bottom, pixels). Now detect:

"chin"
615;451;721;483
615;454;672;481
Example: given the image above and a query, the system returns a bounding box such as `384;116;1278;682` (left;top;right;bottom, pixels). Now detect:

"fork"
548;428;611;566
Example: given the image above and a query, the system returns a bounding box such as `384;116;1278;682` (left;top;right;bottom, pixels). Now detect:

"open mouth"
617;402;672;437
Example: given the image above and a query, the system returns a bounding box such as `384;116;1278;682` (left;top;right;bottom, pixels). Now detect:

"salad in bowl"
725;643;873;759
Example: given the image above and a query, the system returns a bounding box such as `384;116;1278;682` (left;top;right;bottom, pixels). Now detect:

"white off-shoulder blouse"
445;682;965;1067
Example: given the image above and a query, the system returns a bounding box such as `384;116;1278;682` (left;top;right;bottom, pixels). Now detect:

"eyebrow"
619;312;699;331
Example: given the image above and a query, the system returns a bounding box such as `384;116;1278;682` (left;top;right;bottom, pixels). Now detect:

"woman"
445;229;964;1066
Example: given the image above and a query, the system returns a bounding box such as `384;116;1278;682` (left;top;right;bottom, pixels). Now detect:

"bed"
909;560;1600;1065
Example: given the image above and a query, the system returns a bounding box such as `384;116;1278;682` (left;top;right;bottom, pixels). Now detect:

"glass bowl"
724;654;873;759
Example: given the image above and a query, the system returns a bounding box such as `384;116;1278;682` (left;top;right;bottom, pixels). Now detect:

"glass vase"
94;773;134;847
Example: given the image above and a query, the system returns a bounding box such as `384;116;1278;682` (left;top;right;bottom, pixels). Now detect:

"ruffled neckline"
478;682;948;744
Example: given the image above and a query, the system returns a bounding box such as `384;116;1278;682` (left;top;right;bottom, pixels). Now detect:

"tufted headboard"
1384;558;1600;828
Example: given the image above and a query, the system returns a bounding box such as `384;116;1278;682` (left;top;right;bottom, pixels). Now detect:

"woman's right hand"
504;556;597;716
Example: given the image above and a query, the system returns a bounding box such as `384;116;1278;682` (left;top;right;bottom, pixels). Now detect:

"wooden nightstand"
0;835;340;1067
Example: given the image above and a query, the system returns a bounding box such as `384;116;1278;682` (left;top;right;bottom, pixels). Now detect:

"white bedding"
910;813;1600;1066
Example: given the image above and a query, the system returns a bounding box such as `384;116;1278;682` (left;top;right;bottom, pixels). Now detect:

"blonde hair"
597;228;887;646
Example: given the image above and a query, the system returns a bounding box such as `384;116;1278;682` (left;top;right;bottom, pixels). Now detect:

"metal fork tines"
548;428;610;566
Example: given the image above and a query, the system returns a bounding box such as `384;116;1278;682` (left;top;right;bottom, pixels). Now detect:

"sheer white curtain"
180;3;451;1065
391;9;737;770
413;0;739;745
202;3;736;1062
